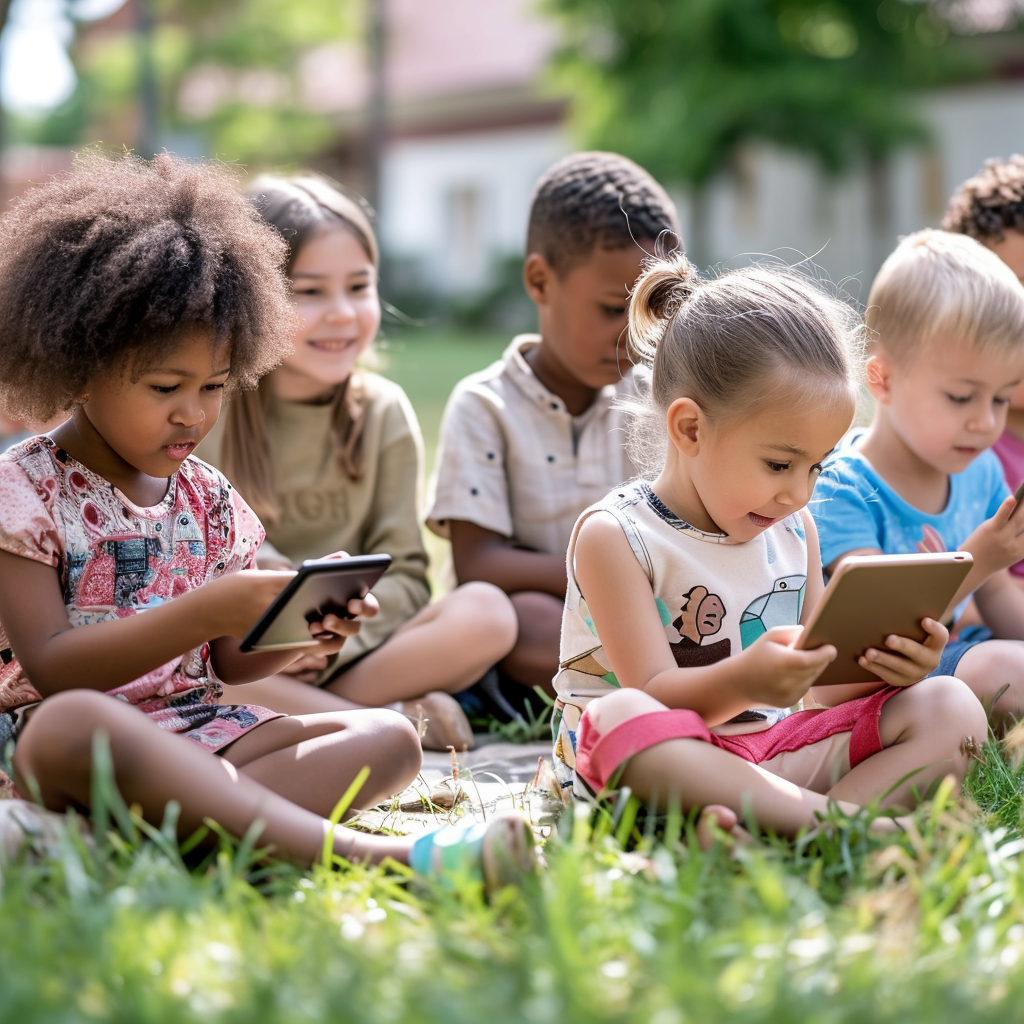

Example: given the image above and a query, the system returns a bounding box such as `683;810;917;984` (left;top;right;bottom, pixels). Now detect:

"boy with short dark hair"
428;151;679;700
811;228;1024;729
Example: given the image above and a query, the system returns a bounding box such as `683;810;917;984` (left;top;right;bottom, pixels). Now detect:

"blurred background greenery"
1;0;1022;332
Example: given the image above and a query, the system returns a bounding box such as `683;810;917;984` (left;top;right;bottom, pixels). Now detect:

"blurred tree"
546;0;984;265
0;0;15;200
67;0;358;166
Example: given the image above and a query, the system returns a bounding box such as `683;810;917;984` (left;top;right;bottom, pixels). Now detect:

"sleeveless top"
552;480;809;783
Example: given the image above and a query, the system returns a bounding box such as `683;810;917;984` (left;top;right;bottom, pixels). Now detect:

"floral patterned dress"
0;436;282;796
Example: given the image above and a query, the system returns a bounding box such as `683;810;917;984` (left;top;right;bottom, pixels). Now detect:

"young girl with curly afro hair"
0;152;534;889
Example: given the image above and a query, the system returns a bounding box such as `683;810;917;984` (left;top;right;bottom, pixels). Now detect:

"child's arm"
573;512;836;724
0;549;351;695
429;377;566;595
971;567;1024;640
338;394;431;661
944;494;1024;616
450;520;567;597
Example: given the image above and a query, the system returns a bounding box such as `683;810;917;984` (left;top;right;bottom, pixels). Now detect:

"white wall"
379;124;567;293
689;80;1024;300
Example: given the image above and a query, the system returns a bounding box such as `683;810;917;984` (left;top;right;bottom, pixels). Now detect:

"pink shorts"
574;687;901;796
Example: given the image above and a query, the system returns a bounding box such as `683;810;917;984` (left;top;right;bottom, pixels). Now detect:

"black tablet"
797;551;972;686
239;554;392;653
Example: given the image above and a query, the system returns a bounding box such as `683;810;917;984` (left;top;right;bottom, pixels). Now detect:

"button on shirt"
427;334;641;559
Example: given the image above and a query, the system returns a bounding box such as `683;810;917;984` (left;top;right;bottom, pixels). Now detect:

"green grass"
4;741;1024;1023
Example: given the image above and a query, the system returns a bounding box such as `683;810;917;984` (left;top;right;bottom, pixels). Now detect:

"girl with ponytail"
551;251;985;839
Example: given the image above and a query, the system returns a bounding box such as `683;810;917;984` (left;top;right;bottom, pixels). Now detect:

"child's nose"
172;394;204;426
969;406;998;432
777;477;813;508
324;293;355;322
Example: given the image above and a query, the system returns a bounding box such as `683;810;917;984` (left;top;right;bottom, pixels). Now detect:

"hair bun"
628;252;699;362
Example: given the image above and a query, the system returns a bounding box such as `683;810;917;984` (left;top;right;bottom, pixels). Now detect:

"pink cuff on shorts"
575;709;713;794
574;687;899;795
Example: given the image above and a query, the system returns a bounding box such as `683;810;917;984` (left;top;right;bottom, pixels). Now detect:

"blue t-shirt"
811;429;1009;621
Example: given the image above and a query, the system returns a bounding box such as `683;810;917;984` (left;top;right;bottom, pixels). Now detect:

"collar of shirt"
502;333;631;418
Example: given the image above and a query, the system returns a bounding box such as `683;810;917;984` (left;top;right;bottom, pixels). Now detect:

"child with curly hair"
0;153;534;887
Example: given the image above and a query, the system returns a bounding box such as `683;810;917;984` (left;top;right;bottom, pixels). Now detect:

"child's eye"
995;396;1011;406
204;382;227;392
151;385;179;394
600;305;626;318
292;286;322;296
810;463;824;475
946;393;971;404
765;461;789;473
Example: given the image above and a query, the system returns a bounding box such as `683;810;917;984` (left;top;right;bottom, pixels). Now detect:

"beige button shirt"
427;335;640;559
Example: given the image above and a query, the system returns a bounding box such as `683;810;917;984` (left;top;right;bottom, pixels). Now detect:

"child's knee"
955;640;1024;710
347;708;421;792
584;687;667;734
14;690;116;783
884;675;987;748
455;581;518;645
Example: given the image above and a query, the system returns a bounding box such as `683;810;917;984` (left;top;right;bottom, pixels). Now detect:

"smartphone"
239;554;392;653
797;552;972;686
1013;479;1024;512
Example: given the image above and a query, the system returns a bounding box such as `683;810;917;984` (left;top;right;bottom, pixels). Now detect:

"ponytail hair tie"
628;252;700;362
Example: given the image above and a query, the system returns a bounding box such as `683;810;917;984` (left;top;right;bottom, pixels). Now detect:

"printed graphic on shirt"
552;700;582;770
738;574;806;648
278;487;350;529
561;644;618;685
669;585;732;667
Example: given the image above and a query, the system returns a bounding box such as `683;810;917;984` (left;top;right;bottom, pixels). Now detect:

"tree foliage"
47;0;359;165
545;0;984;188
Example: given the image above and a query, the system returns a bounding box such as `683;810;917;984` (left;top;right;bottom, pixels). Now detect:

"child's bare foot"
401;692;475;752
695;804;752;850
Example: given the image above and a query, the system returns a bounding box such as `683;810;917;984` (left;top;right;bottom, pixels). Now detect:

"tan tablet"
797;552;973;687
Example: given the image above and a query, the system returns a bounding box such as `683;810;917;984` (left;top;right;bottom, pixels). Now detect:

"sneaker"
454;667;524;725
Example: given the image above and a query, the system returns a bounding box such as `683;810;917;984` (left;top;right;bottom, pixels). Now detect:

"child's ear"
523;253;554;305
665;397;702;456
865;352;892;404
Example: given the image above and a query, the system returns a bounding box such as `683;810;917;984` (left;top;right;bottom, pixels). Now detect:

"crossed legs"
588;677;987;837
221;581;517;750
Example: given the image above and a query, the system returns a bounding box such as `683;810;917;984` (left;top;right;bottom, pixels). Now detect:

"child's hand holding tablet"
239;553;390;653
798;552;972;687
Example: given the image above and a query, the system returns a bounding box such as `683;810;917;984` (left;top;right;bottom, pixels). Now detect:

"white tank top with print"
553;480;809;782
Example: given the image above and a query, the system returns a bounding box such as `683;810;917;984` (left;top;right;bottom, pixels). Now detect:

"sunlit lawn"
378;325;507;476
5;331;1024;1022
3;740;1024;1023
